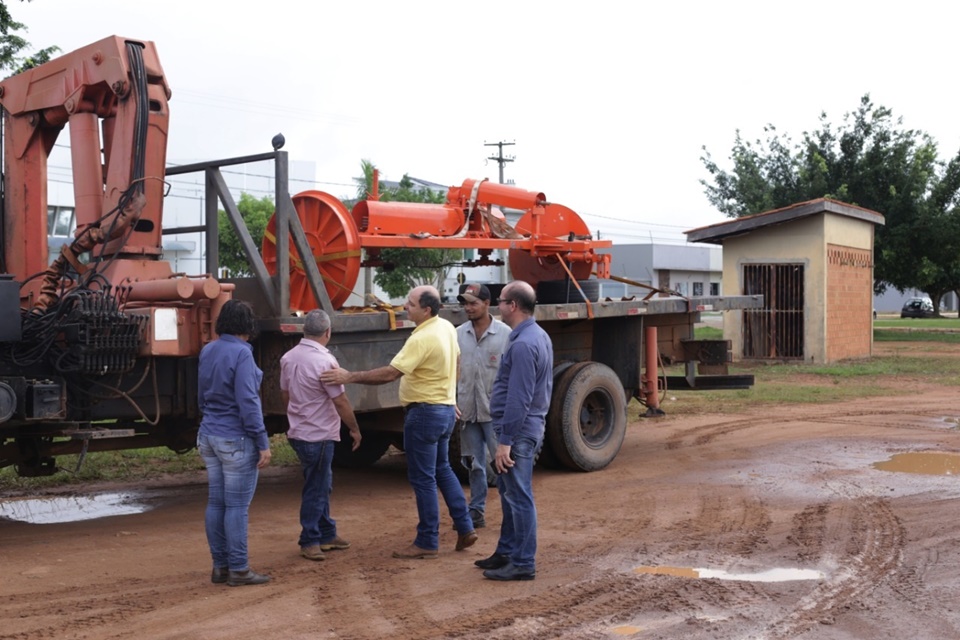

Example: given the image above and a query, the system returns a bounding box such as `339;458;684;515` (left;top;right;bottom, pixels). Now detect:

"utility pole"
485;140;515;184
485;141;515;282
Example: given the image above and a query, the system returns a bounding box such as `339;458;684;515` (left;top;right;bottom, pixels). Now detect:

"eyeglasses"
498;298;514;305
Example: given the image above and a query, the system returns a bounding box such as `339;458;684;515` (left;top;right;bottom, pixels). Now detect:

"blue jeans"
288;439;337;547
197;432;260;571
460;420;498;515
403;403;472;549
495;434;542;571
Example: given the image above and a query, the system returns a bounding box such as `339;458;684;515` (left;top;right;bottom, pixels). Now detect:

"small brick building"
686;199;885;363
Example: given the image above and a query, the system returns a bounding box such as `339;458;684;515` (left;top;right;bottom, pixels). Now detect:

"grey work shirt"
456;315;510;423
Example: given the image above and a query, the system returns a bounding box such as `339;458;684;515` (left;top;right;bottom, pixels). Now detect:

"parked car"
901;297;936;318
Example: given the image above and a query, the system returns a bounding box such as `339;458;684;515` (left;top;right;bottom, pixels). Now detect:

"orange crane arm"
0;36;171;298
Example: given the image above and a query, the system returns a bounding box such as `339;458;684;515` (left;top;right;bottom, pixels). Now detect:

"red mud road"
3;346;960;639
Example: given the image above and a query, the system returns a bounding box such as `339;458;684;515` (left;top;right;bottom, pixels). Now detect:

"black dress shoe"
474;552;510;570
211;567;228;584
483;562;535;581
227;569;271;586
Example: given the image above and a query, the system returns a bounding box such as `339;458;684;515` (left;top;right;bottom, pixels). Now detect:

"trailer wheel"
539;362;579;469
448;424;468;483
448;421;497;485
333;425;392;468
547;361;627;471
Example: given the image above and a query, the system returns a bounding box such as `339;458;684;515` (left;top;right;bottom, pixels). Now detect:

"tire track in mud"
664;406;960;450
664;494;772;561
305;483;665;639
788;503;829;563
0;562;339;640
0;577;164;640
765;491;905;639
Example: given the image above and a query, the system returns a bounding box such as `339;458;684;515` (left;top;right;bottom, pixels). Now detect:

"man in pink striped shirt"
281;309;362;562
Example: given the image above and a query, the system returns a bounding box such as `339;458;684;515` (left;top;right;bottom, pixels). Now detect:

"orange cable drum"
262;191;361;311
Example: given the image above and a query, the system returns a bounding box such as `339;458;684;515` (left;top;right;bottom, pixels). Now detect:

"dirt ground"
3;342;960;640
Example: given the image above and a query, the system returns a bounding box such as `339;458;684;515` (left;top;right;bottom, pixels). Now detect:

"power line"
174;88;360;125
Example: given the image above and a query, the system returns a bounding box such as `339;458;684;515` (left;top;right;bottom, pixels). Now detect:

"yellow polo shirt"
390;315;459;405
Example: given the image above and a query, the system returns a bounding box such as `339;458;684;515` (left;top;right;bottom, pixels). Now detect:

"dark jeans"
495;434;542;571
288;438;337;547
403;403;472;549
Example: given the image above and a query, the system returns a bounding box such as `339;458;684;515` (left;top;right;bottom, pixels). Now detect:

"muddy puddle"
0;492;151;524
874;451;960;476
634;565;823;582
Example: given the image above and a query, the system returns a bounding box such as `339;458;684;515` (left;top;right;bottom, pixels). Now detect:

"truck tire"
546;361;627;471
448;421;497;485
448;424;468;484
538;362;580;470
333;426;392;468
535;278;600;304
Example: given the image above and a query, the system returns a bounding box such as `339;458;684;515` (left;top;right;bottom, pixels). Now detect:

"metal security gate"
742;264;804;359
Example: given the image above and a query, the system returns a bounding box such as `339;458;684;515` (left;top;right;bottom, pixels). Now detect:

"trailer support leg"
642;326;665;417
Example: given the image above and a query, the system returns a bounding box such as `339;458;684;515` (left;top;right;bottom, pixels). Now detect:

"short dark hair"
216;299;259;338
418;289;441;316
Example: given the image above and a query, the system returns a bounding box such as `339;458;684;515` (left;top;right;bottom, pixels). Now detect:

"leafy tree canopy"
351;160;462;299
217;192;274;277
0;2;59;75
701;94;960;310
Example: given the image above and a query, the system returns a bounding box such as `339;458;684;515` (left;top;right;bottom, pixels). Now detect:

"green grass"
0;434;300;493
874;316;958;329
658;328;960;415
694;326;724;340
874;328;960;342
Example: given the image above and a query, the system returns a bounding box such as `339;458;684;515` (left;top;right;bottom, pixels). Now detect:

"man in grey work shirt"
456;283;510;529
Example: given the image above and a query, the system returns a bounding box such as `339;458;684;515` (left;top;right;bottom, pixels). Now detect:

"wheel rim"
579;387;616;448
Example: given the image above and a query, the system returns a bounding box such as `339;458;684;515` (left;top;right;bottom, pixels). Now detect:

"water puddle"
873;451;960;476
0;492;150;524
634;565;823;583
611;625;643;635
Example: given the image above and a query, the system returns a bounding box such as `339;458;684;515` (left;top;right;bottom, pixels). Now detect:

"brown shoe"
319;536;351;551
392;544;438;559
456;530;478;551
300;545;326;561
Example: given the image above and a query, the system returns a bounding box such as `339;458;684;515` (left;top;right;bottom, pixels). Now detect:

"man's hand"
494;443;514;475
321;367;351;385
257;448;272;469
349;429;362;452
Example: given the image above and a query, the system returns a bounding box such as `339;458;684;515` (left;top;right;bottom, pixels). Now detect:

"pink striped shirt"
280;338;344;442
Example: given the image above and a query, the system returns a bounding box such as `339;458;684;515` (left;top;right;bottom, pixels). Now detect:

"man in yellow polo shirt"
321;285;478;559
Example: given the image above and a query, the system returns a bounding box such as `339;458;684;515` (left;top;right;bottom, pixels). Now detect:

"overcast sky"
14;0;960;244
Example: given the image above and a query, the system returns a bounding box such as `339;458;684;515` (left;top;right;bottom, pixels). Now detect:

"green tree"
701;95;960;313
217;192;274;277
351;160;462;299
0;2;59;75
